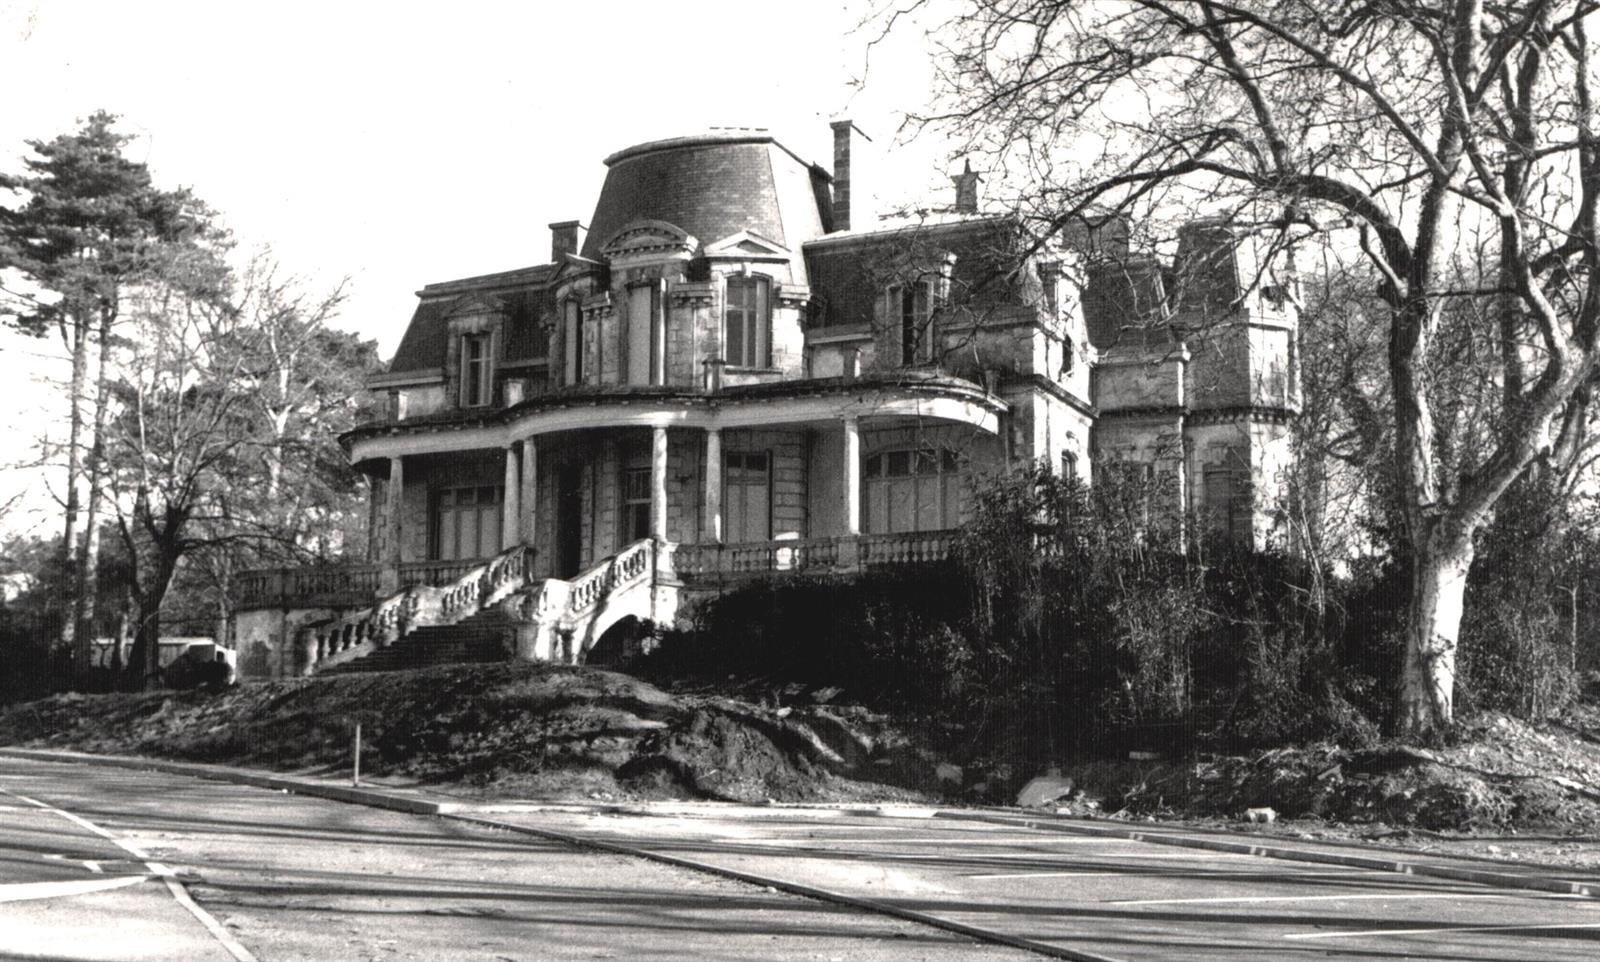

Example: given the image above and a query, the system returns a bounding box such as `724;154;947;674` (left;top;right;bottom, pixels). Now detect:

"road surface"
3;754;1598;961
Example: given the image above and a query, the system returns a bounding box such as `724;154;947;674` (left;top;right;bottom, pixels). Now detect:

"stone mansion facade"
232;122;1299;680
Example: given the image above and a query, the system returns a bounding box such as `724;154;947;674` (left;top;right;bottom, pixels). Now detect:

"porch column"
842;417;861;536
703;427;723;543
381;456;404;593
521;439;538;546
651;426;669;540
502;445;520;551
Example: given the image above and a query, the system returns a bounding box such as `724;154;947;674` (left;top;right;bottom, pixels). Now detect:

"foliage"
897;0;1600;735
0;111;229;672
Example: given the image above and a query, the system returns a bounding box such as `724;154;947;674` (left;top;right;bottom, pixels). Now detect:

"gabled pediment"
442;293;504;320
704;229;790;260
600;219;698;259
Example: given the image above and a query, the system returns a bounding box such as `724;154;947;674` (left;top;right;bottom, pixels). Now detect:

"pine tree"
0;111;224;679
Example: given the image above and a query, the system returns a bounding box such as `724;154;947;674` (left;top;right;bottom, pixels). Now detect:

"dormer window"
725;275;771;368
460;333;492;407
888;279;936;366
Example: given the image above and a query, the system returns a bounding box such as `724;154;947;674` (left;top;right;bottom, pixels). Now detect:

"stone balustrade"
673;529;958;582
299;544;534;675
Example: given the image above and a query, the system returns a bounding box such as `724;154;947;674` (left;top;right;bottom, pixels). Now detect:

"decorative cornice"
776;284;812;308
669;281;716;307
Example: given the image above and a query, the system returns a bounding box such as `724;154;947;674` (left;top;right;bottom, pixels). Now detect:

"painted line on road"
945;811;1600;899
1285;921;1600;940
0;875;149;902
1112;891;1575;906
0;786;258;962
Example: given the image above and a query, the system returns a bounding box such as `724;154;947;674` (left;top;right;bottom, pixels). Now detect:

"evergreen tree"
0;111;224;677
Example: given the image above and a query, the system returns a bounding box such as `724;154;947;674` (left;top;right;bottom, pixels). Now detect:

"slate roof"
387;264;557;374
802;215;1042;329
582;132;830;259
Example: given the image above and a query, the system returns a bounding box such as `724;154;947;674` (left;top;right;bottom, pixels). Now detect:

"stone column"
651;426;669;541
502;445;521;552
703;427;723;543
842;417;861;536
521;439;538;547
381;456;404;593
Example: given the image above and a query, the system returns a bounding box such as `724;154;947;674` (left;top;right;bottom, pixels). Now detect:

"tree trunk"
72;316;115;679
1397;531;1474;737
127;549;179;692
58;317;88;651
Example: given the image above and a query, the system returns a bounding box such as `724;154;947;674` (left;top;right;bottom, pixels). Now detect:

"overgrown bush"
1457;478;1597;720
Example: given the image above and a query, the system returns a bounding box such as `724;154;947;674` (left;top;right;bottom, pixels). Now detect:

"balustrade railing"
235;563;382;608
674;529;956;581
299;544;534;675
396;558;483;588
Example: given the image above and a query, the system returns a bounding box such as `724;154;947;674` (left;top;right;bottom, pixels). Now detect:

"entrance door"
556;463;584;578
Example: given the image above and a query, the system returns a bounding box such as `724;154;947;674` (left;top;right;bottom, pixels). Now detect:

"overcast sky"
0;0;954;534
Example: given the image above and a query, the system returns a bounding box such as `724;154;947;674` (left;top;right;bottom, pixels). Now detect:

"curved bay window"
724;275;771;368
863;448;962;534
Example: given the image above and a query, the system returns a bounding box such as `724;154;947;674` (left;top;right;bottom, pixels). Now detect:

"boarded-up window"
725;451;771;542
863;448;961;534
725;276;770;368
433;485;502;560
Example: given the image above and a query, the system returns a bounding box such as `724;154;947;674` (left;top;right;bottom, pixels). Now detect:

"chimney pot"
952;159;981;214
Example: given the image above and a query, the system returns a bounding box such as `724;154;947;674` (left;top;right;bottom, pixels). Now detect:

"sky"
0;0;956;535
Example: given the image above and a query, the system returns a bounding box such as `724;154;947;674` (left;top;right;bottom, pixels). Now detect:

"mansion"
233;122;1299;680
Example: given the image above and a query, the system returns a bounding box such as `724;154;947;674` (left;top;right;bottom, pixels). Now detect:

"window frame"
724;274;772;369
562;298;585;387
861;445;962;534
885;277;938;367
723;449;773;543
430;484;504;560
459;332;493;408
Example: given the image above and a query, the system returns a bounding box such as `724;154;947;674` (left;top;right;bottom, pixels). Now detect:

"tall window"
724;451;771;543
621;466;652;542
888;280;935;365
433;485;503;560
725;275;770;368
460;333;492;407
863;448;961;534
626;282;662;385
562;299;584;386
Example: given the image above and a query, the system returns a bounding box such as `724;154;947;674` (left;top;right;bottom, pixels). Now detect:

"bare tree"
884;0;1600;735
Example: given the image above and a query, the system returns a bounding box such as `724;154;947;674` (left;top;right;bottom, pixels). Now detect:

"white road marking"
969;868;1416;881
1114;891;1569;906
1287;921;1600;940
969;871;1139;879
0;875;149;902
0;786;257;962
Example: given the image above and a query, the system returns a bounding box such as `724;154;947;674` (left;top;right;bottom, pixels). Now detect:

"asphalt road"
2;755;1598;961
0;757;1034;962
487;806;1600;960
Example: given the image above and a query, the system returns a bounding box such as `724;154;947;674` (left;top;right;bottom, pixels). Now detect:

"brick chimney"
830;120;871;232
550;221;586;262
952;159;981;214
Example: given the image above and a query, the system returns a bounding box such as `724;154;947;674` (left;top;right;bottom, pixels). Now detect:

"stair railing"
303;544;534;675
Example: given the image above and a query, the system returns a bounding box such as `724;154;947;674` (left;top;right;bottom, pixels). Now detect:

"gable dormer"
703;229;790;265
443;294;505;409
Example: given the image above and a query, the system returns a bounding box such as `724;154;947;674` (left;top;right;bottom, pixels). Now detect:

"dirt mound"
1062;709;1600;833
0;664;934;804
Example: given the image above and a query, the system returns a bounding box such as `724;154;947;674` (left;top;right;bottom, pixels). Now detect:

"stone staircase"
318;606;517;675
301;539;679;676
